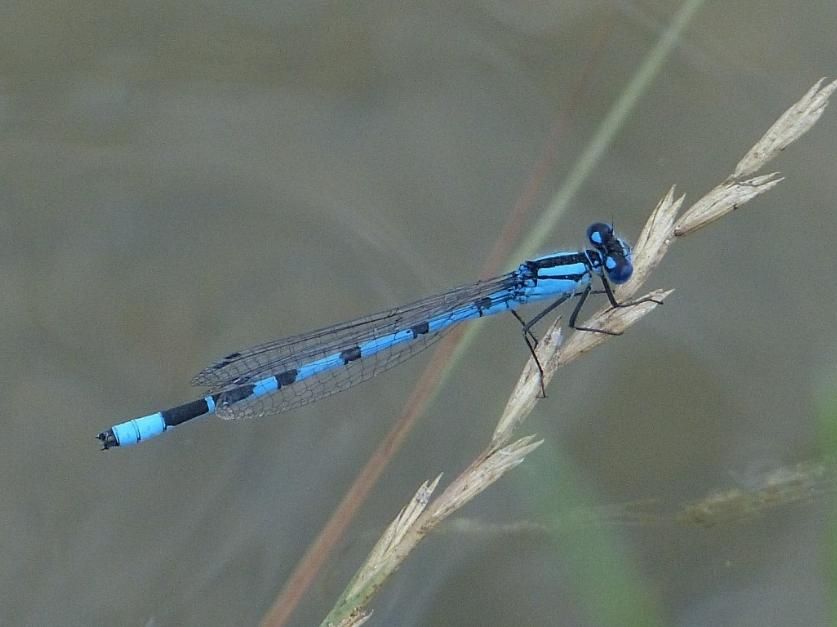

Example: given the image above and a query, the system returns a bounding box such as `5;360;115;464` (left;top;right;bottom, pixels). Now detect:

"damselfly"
97;223;656;448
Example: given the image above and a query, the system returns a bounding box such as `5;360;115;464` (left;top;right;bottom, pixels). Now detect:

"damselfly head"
586;222;634;284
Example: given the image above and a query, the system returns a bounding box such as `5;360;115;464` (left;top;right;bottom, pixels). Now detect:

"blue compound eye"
605;255;633;283
586;222;613;247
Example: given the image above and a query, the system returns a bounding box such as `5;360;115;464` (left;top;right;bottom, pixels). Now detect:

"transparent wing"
211;322;452;420
193;272;518;420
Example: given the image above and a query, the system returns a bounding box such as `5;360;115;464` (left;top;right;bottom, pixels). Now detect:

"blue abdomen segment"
98;395;218;447
108;412;166;447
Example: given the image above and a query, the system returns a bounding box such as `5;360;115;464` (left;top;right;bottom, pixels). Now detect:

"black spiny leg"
598;275;664;309
511;310;545;396
570;278;663;335
511;310;540;348
567;284;620;334
512;293;573;397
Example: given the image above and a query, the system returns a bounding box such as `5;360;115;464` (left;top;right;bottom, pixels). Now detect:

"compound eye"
605;255;633;284
586;222;613;247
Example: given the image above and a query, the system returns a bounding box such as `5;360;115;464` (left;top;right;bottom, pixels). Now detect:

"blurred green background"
2;1;836;625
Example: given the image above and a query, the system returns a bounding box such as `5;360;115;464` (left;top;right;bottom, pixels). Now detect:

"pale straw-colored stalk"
322;78;836;626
